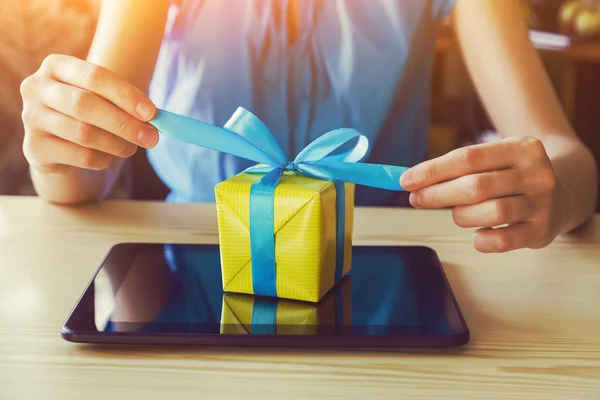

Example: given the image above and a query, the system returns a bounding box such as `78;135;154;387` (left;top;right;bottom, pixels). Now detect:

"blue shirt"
147;0;456;206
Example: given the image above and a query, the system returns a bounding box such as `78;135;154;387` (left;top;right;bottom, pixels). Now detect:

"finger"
40;54;156;121
400;138;525;191
472;222;539;253
37;106;138;158
25;134;113;172
409;169;526;208
38;79;158;148
452;195;534;228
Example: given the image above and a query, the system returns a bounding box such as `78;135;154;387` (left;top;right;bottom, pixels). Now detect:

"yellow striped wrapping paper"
220;278;352;335
215;171;354;302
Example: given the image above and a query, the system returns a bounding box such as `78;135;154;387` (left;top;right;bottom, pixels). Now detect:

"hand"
400;137;560;253
20;54;159;174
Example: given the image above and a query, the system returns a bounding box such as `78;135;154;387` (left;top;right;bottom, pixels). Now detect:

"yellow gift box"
220;278;352;335
215;171;354;303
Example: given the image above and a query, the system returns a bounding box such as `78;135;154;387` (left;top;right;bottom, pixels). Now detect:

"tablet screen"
64;244;468;343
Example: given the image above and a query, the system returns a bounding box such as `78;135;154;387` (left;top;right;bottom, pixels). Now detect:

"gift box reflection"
220;278;352;335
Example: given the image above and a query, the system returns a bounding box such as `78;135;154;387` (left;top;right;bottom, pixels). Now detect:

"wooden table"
1;196;599;399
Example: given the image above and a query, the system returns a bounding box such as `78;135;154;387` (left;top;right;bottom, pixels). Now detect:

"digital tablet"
61;243;469;348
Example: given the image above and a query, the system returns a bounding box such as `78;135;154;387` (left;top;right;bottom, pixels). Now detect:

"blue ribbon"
150;107;408;298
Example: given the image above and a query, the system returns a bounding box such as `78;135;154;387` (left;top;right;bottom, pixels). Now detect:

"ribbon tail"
334;180;346;284
150;109;282;167
298;162;409;191
249;168;283;298
243;165;277;174
334;281;344;334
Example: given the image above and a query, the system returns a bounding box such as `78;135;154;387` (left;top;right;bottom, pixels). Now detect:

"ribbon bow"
150;107;408;298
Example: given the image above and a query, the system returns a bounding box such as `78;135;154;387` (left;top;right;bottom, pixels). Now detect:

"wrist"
30;161;122;205
549;147;598;236
551;176;575;236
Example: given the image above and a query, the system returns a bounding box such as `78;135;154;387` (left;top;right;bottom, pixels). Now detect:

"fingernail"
122;144;137;158
409;192;421;208
136;102;156;121
127;145;138;157
400;171;414;189
138;128;158;148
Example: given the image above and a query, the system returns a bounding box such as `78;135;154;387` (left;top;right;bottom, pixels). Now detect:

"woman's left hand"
400;136;561;253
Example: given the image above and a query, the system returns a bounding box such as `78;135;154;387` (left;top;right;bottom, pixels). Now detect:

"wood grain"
0;196;599;399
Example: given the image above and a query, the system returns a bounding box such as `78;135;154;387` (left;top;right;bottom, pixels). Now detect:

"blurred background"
0;0;599;211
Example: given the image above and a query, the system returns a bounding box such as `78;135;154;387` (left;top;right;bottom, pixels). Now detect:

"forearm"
88;0;169;93
545;136;598;234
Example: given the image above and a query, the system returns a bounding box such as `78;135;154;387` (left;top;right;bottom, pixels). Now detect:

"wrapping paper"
216;171;354;302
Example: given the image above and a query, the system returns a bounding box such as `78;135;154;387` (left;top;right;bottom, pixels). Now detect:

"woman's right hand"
20;54;159;174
